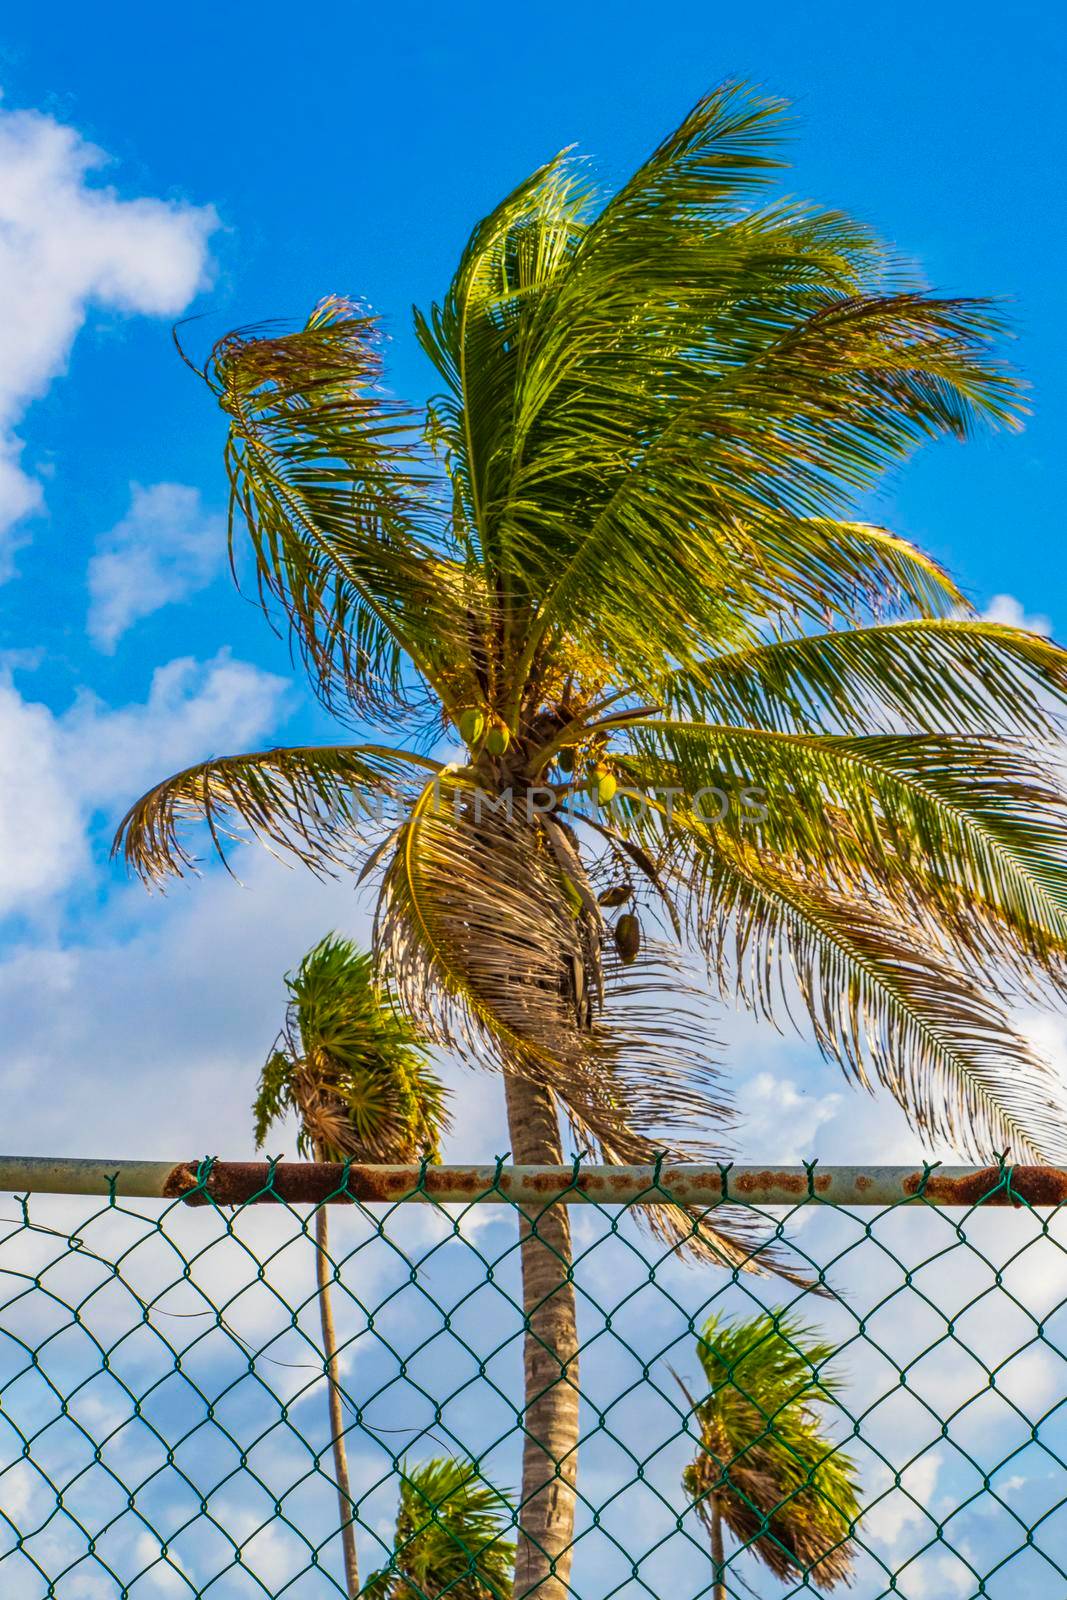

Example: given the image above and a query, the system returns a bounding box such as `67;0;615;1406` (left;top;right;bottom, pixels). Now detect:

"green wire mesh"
1;1160;1065;1599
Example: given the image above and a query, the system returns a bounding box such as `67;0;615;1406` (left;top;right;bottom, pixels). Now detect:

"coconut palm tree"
253;935;450;1597
365;1456;514;1599
117;82;1067;1596
678;1311;860;1597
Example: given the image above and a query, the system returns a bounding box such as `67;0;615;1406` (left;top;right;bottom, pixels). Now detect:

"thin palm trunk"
710;1496;726;1600
314;1190;360;1597
504;1073;580;1600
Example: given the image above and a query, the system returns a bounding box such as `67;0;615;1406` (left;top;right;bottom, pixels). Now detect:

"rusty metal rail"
1;1156;1065;1207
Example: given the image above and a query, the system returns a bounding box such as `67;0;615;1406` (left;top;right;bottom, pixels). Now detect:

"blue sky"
1;7;1067;1594
1;0;1066;1163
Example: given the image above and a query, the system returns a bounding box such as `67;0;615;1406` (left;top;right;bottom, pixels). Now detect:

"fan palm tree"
678;1311;860;1597
117;82;1067;1596
365;1456;514;1599
253;935;450;1597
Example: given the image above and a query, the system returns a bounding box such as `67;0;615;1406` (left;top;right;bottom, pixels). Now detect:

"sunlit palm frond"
377;782;806;1278
414;152;591;578
746;517;970;623
206;297;472;718
509;288;1007;674
671;618;1067;737
492;86;1016;673
624;720;1067;984
376;772;592;1077
699;841;1066;1161
114;742;437;883
549;939;789;1276
253;936;450;1164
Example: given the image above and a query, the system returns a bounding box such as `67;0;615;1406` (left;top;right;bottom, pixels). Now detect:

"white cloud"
0;672;86;912
0;849;506;1161
735;1070;842;1163
710;999;946;1165
862;1452;941;1550
62;651;288;809
0;652;288;919
87;482;225;651
981;592;1052;636
0;100;217;572
133;1533;194;1596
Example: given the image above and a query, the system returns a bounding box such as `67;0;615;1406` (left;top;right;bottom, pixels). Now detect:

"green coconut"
457;707;486;747
588;762;617;805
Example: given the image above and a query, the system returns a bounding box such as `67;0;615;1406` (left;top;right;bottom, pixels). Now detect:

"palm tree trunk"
314;1195;361;1597
504;1073;580;1600
710;1496;726;1600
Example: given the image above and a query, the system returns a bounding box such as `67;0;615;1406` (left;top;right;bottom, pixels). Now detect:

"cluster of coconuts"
598;883;641;964
455;708;638;963
456;707;510;756
558;874;641;962
558;743;619;806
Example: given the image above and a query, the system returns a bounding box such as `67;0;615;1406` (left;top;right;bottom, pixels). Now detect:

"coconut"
588;762;617;805
614;913;641;963
457;707;486;747
485;720;511;756
596;772;618;805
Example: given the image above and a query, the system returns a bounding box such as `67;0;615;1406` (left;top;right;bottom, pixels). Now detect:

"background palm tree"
678;1311;860;1597
118;82;1067;1595
365;1456;515;1599
254;935;450;1597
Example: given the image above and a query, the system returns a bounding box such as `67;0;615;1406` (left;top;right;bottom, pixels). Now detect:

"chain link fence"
1;1158;1066;1599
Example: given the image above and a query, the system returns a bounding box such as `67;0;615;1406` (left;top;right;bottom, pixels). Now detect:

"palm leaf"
625;720;1067;982
415;151;591;578
114;742;437;881
254;935;450;1163
672;617;1067;737
682;1309;860;1589
701;841;1067;1161
207;297;471;718
365;1456;515;1600
377;776;809;1278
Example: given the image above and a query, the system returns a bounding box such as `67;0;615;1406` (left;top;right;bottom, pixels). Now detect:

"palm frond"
114;742;436;882
671;618;1067;737
377;772;592;1077
365;1456;515;1600
491;85;1016;676
414;153;591;578
207;297;472;718
624;720;1067;983
377;779;809;1280
683;1309;860;1590
254;935;450;1163
700;842;1067;1161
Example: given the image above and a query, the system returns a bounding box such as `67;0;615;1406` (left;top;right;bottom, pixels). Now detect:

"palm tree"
117;82;1067;1596
365;1456;514;1599
678;1311;860;1597
253;935;450;1597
